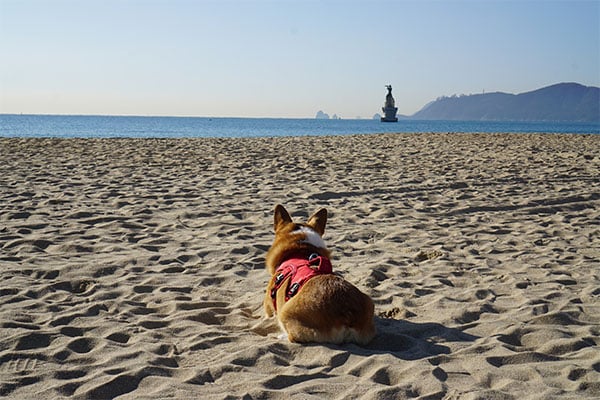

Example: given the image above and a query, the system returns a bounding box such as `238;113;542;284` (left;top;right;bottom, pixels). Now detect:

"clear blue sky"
1;0;598;118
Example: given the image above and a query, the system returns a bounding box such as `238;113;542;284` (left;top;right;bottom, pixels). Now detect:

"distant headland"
411;82;599;122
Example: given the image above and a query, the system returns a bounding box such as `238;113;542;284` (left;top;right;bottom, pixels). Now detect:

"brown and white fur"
264;204;376;345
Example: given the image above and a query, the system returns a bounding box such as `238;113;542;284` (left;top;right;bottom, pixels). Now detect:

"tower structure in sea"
381;85;398;122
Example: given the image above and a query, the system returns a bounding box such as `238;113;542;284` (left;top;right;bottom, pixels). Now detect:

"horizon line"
0;113;387;120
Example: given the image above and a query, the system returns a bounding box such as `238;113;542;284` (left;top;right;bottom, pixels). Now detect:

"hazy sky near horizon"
1;0;599;118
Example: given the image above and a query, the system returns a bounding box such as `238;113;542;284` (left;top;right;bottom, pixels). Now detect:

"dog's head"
265;205;330;275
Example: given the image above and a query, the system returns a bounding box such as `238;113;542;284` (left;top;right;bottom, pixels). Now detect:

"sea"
0;114;598;138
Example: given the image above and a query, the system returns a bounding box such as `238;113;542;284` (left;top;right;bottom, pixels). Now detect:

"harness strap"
270;253;332;311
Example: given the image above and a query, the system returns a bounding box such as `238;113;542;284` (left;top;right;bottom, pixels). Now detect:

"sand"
0;133;599;399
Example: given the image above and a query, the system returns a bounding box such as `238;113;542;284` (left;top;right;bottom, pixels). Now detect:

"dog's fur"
264;205;376;344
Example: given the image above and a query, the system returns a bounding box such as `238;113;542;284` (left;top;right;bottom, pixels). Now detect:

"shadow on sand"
327;317;479;361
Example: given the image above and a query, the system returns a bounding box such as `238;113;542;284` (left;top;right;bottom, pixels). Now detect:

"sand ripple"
0;134;599;399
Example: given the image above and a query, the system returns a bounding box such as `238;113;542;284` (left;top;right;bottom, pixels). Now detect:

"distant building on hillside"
381;85;398;122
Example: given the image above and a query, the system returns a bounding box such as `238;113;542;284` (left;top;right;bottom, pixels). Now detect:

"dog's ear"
307;208;327;236
274;204;292;232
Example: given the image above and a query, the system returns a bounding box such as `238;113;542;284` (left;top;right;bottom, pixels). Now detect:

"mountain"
411;83;600;122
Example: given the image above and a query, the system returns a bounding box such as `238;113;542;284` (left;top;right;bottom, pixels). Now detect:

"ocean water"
1;114;598;138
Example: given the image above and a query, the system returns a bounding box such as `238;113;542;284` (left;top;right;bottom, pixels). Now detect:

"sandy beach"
0;133;599;399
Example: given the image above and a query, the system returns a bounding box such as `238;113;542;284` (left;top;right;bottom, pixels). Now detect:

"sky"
1;0;599;118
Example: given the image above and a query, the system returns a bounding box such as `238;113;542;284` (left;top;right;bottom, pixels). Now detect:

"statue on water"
381;85;398;122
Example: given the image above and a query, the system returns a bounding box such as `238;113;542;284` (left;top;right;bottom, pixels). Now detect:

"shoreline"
1;133;599;398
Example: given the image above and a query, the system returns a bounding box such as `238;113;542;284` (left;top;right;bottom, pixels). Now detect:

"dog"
264;204;376;345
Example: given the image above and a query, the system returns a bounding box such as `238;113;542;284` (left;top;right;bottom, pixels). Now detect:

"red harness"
270;253;333;311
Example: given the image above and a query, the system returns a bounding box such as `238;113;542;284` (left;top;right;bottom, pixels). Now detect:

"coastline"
1;133;599;399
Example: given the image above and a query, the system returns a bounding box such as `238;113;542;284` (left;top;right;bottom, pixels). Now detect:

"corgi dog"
264;204;376;345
